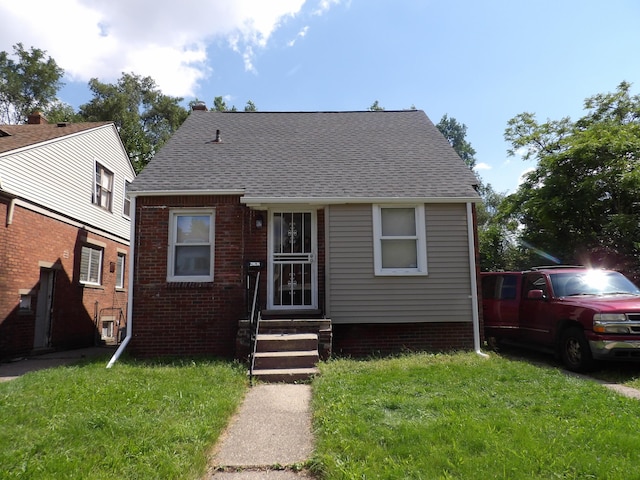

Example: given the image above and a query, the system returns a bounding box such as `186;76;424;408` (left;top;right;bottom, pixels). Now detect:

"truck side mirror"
527;289;545;300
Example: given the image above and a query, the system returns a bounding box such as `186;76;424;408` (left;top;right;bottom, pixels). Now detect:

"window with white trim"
115;252;125;289
123;180;131;218
372;205;427;275
167;210;215;282
80;245;103;285
94;161;113;211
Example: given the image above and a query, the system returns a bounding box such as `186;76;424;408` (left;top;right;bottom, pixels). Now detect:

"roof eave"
242;196;481;207
128;189;246;198
128;190;481;205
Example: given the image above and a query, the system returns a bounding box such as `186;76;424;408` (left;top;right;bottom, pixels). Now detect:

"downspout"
107;195;136;368
467;202;488;357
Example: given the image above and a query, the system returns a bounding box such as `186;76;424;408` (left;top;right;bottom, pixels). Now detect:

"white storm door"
268;210;317;309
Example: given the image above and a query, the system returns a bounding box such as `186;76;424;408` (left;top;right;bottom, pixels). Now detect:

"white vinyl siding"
0;124;134;241
167;209;215;282
327;203;473;324
80;245;103;285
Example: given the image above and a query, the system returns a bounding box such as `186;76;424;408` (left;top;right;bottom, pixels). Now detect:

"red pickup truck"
482;266;640;371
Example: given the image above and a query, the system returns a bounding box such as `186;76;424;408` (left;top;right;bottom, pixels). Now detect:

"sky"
1;0;639;193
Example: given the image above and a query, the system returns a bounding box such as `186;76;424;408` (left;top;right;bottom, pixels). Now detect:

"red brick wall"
332;322;475;357
0;198;129;359
130;195;253;358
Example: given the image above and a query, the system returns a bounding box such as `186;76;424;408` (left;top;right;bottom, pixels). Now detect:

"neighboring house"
125;107;482;361
0;113;135;359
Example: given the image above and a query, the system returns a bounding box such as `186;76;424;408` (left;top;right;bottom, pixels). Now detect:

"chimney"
192;101;207;111
27;111;48;124
215;129;221;142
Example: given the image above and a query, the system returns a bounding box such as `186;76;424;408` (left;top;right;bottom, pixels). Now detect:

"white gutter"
467;202;488;357
107;195;136;368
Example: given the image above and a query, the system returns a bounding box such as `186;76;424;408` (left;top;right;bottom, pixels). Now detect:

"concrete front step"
250;367;320;383
255;333;318;353
253;350;319;370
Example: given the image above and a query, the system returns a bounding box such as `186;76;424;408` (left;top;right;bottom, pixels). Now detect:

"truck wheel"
560;327;594;372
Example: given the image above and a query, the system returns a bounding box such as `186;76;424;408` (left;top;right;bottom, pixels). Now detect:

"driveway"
491;342;640;400
0;346;116;382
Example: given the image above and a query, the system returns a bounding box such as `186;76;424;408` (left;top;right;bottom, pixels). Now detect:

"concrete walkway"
205;384;316;479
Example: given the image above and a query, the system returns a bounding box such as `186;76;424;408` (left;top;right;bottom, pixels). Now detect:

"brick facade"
332;322;475;357
0;198;129;359
130;195;262;358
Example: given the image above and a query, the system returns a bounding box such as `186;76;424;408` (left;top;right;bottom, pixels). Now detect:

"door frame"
34;268;55;349
267;208;318;310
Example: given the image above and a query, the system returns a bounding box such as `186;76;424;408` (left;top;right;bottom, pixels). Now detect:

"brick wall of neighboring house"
331;322;475;357
131;195;263;359
0;198;129;359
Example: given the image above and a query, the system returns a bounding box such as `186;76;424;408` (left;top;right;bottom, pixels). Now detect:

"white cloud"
313;0;343;16
0;0;311;97
288;26;310;47
474;162;492;171
518;167;536;186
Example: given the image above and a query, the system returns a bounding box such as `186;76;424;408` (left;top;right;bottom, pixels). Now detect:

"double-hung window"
123;180;131;218
115;252;126;289
94;162;114;211
372;205;427;275
168;210;215;282
80;245;103;285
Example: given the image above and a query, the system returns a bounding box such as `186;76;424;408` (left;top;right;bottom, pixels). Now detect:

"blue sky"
1;0;639;193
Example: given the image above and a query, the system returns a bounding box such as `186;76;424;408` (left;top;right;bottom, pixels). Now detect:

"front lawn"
0;357;247;480
311;352;640;479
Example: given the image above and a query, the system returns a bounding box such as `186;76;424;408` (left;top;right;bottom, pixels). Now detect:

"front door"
268;210;317;309
34;269;55;349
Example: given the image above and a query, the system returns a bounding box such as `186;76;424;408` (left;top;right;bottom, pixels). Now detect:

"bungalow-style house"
0;113;135;359
122;107;482;373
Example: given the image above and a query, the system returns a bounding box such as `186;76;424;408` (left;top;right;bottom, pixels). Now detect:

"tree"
210;96;257;112
43;100;84;123
79;73;188;173
369;100;384;111
436;114;477;169
503;81;640;274
0;43;64;124
434;114;520;270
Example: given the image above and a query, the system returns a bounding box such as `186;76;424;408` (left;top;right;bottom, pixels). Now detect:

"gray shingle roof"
130;110;480;202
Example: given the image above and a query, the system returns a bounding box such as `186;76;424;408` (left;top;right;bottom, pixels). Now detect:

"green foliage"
79;73;188;173
43;100;84;123
503;82;640;275
312;353;640;479
0;357;247;479
368;100;384;111
0;43;64;124
436;114;477;169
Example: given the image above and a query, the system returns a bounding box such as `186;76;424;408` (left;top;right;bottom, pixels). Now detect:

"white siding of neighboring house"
0;124;134;241
326;203;473;324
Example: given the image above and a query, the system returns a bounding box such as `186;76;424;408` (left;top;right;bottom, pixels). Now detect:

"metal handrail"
248;271;261;386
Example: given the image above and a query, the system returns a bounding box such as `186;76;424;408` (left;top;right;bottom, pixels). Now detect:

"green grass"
311;352;640;480
0;356;247;480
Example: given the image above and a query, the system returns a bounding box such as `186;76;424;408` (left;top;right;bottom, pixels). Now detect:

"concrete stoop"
251;332;320;383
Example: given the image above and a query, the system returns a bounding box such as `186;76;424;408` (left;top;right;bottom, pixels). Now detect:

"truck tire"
560;327;594;372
